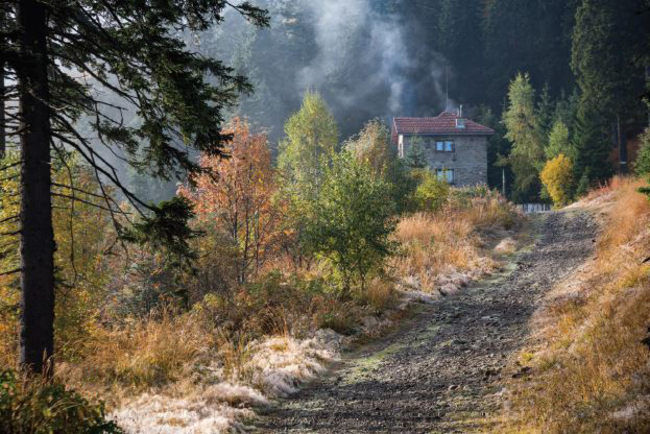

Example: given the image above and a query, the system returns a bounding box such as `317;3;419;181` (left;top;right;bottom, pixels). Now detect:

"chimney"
456;105;466;128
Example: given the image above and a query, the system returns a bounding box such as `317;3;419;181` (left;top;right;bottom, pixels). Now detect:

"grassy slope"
503;177;650;433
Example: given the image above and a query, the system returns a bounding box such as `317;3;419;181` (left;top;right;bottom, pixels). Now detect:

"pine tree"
503;73;545;200
482;0;579;110
536;83;556;141
572;0;648;132
1;0;268;375
546;120;574;160
404;137;428;170
572;104;613;186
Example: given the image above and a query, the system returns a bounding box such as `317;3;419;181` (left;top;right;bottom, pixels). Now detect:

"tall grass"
393;191;520;293
506;177;650;433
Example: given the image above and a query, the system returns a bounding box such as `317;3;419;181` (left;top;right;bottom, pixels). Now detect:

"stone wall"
401;135;488;186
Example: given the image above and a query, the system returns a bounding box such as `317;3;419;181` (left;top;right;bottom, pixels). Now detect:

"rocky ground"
252;209;598;434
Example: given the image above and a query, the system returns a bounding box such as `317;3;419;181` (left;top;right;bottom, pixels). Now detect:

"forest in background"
125;0;649;201
1;0;650;433
129;0;649;203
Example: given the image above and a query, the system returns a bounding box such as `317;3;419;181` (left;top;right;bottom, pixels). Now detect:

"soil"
252;209;598;433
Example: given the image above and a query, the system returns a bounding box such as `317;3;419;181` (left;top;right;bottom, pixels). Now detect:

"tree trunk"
0;3;6;158
17;0;55;376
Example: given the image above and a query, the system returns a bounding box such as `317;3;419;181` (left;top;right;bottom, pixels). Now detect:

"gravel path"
253;210;598;433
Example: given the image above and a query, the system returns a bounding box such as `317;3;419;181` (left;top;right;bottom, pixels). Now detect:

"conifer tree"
572;104;613;187
572;0;648;125
503;73;545;200
404;137;428;170
1;0;268;375
572;0;649;179
546;121;574;160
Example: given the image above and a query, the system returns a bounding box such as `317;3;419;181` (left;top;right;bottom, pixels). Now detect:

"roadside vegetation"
504;176;650;433
0;93;520;432
2;0;648;432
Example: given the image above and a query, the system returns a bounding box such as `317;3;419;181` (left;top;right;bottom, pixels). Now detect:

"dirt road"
253;210;598;433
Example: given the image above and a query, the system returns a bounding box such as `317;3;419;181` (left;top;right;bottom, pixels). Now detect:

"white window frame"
398;134;404;158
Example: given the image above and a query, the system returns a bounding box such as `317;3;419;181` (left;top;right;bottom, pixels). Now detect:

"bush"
633;128;650;176
304;152;396;293
0;370;122;434
541;154;574;206
412;169;450;212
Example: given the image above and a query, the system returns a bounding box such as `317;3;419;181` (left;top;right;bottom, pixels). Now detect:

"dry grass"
58;311;213;397
505;177;650;433
0;185;522;434
392;193;521;294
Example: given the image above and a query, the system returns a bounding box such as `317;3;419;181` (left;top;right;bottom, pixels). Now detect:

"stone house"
391;111;494;186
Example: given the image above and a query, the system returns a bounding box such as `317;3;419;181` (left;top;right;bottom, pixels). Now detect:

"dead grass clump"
506;176;650;434
392;193;519;293
393;212;479;292
356;278;398;314
61;311;212;391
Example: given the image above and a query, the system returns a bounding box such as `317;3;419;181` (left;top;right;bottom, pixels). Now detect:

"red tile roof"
391;112;495;144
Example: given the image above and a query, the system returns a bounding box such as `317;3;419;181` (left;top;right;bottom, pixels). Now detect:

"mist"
209;0;453;142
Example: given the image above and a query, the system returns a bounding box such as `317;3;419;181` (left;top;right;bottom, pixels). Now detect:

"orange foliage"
179;118;279;283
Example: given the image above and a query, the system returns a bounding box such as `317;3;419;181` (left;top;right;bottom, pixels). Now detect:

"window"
446;169;454;183
436;168;454;184
436;140;454;152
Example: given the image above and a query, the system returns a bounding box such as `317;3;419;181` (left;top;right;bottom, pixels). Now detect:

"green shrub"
412;169;450;211
0;369;122;434
304;152;396;293
633;128;650;176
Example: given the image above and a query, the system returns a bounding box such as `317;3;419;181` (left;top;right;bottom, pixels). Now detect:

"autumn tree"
1;0;268;375
541;154;574;206
179;118;277;284
1;152;117;363
278;91;339;200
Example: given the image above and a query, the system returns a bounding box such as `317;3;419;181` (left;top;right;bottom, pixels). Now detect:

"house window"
436;141;444;151
445;141;453;151
436;140;454;152
436;168;454;184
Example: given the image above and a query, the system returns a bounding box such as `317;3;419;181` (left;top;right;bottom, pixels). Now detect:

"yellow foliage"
0;152;117;364
540;154;574;206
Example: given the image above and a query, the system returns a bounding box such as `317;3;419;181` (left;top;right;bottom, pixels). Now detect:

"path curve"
253;210;598;433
